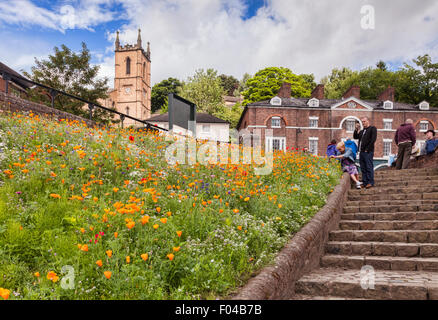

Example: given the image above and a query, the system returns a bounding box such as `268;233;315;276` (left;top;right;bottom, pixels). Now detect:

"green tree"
237;73;251;95
320;67;358;99
151;77;183;113
219;74;239;96
179;69;226;114
242;67;312;105
396;54;438;106
23;42;113;124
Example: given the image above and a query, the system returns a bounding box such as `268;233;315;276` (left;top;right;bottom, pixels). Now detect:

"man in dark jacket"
394;119;416;170
354;117;377;188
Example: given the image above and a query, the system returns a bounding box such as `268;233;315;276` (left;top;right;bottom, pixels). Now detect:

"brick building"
237;83;438;163
0;61;32;98
99;29;152;127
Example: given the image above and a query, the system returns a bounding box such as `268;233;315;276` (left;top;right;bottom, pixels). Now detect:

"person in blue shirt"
330;141;362;189
423;130;438;155
326;139;337;158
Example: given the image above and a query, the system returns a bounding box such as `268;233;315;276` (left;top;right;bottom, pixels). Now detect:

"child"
330;141;362;189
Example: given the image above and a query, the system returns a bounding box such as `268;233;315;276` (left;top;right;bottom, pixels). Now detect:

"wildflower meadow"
0;112;342;300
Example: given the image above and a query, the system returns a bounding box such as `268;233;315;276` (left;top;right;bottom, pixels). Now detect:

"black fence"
0;69;168;132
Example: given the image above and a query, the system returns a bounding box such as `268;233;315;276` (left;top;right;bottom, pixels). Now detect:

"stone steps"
370;180;438;187
292;167;438;300
372;175;438;183
325;241;438;257
339;220;438;230
329;230;438;243
348;193;438;201
349;186;438;195
343;204;438;213
321;255;438;271
340;212;438;221
295;268;438;300
346;200;438;207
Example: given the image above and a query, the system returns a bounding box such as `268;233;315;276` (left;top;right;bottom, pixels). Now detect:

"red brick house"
237;83;438;163
0;61;32;98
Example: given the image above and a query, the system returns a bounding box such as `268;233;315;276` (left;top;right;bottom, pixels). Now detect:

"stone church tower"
104;29;151;127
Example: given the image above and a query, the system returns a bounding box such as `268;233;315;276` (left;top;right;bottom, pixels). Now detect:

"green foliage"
151;77;183;113
23;42;114;124
0;112;342;299
219;74;240;96
179;69;226;114
322;55;438;107
242;67;313;105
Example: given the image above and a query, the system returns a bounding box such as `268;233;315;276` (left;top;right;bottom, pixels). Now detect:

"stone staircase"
293;167;438;300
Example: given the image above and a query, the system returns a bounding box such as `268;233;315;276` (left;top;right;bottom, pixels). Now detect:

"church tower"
114;29;151;126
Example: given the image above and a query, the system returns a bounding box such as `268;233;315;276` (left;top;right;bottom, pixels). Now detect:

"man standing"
354;117;377;188
394;119;416;170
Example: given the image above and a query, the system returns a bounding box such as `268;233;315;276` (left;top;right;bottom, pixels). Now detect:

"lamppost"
296;128;302;150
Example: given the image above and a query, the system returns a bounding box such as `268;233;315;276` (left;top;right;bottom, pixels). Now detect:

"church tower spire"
115;30;120;50
137;28;142;48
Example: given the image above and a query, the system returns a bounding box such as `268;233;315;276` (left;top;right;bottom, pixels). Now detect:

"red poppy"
129;135;134;142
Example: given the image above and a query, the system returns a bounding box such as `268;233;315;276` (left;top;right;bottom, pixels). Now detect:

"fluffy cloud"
108;0;438;85
0;0;118;32
1;0;438;87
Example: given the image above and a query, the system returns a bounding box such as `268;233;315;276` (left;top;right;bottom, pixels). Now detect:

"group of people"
327;116;377;189
326;116;438;189
394;119;438;170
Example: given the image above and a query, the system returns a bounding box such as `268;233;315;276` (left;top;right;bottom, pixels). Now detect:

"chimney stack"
378;86;395;102
342;85;360;100
277;82;291;98
311;84;325;100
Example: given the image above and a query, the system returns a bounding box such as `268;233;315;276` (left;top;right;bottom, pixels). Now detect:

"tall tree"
179;68;225;115
23;42;113;123
151;77;182;113
219;74;239;96
242;67;312;105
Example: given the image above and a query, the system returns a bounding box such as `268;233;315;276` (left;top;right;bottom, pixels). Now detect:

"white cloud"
2;0;438;89
107;0;438;85
0;0;118;32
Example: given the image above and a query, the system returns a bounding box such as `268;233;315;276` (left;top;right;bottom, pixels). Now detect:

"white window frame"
309;117;319;128
383;100;393;110
383;139;392;158
201;124;211;133
309;137;319;156
308;98;319;108
419;101;430;111
270;96;282;106
383;119;393;130
345;119;356;133
271;117;281;128
420;121;429;133
265;137;286;153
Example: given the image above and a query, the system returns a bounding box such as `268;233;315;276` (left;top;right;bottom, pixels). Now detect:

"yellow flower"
153;224;159;230
126;256;131;264
112;187;119;192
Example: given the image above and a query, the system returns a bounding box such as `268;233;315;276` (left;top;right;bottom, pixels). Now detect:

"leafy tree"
320;67;358;99
237;73;251;95
214;103;243;128
242;67;312;105
396;54;438;106
376;60;388;71
23;42;113;124
151;77;182;113
299;73;317;94
219;74;239;96
179;69;226;114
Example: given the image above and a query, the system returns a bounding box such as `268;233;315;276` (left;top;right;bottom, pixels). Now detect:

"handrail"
0;70;168;131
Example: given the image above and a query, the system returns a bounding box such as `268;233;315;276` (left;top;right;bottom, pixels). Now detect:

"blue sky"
0;0;437;88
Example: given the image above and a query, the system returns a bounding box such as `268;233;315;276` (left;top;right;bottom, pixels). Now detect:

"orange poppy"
96;260;103;267
141;253;149;261
104;271;112;279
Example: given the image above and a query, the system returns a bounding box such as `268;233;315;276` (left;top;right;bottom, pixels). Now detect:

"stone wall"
232;173;350;300
408;151;438;169
0;92;95;127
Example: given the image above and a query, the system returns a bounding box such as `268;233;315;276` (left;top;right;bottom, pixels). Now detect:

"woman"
330;141;361;189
